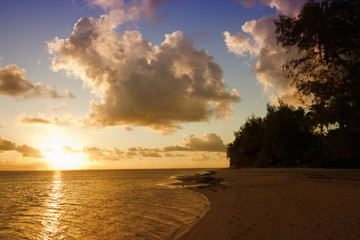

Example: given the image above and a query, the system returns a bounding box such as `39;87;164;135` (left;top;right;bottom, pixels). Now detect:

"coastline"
175;168;360;240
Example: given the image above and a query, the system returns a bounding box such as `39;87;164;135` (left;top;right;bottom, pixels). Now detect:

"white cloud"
48;16;240;134
223;30;258;57
225;0;308;105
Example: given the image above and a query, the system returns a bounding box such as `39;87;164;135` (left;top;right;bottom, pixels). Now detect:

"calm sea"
0;169;211;240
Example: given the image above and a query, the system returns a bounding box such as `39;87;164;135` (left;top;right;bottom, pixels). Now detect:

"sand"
175;168;360;240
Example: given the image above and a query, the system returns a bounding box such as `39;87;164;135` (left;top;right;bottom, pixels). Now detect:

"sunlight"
43;147;86;170
38;128;87;170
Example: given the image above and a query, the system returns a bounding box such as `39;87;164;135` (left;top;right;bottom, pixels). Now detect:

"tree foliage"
227;102;360;168
227;102;314;168
275;0;360;131
227;0;360;168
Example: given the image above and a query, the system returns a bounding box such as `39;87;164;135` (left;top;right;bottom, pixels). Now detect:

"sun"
38;128;87;170
42;147;86;170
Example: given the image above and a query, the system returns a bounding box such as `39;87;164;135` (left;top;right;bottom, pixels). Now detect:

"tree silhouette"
227;102;311;168
227;0;360;169
275;0;360;132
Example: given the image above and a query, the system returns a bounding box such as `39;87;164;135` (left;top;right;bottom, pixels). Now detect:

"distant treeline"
226;102;360;168
227;0;360;168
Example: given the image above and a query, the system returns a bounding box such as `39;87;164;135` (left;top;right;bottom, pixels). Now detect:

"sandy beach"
176;168;360;240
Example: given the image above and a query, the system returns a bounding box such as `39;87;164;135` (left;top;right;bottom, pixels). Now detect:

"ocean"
0;169;211;240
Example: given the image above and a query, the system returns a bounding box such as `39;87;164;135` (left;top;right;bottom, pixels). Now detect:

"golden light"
42;147;86;170
38;128;87;170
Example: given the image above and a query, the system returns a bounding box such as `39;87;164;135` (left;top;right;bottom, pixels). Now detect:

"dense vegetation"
227;0;360;168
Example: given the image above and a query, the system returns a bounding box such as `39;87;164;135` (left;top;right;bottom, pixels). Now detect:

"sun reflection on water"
38;171;64;239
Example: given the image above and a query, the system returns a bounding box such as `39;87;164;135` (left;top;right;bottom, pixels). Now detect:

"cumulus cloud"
16;113;69;126
48;16;240;134
0;136;44;158
225;0;308;105
223;30;258;57
164;132;227;152
0;64;75;99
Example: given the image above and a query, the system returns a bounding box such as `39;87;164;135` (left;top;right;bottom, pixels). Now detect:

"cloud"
0;136;44;158
83;146;125;161
0;64;75;99
82;145;163;161
234;0;307;16
63;146;81;153
190;153;209;161
125;126;133;131
86;0;167;25
127;147;163;158
164;132;227;152
16;145;44;158
225;0;308;105
0;122;4;128
81;132;226;162
223;30;258;57
16;113;69;126
0;136;16;152
48;16;240;134
164;153;186;158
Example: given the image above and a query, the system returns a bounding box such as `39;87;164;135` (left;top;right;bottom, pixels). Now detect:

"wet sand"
176;168;360;240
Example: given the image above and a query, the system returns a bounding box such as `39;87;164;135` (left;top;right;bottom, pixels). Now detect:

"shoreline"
171;170;219;240
175;168;360;240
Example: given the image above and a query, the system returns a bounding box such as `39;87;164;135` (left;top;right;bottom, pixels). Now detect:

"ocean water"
0;169;211;240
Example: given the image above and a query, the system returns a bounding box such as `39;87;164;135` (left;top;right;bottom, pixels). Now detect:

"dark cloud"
16;145;43;158
164;132;227;152
0;64;75;99
0;137;16;152
0;136;44;158
48;16;240;134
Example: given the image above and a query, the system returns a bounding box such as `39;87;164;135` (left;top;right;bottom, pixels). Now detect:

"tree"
227;115;264;167
261;102;311;167
275;0;360;132
227;102;312;168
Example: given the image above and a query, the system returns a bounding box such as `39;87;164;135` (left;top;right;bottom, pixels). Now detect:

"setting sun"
37;129;87;170
42;147;86;170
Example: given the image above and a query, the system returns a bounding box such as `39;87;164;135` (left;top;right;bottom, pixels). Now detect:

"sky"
0;0;308;170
